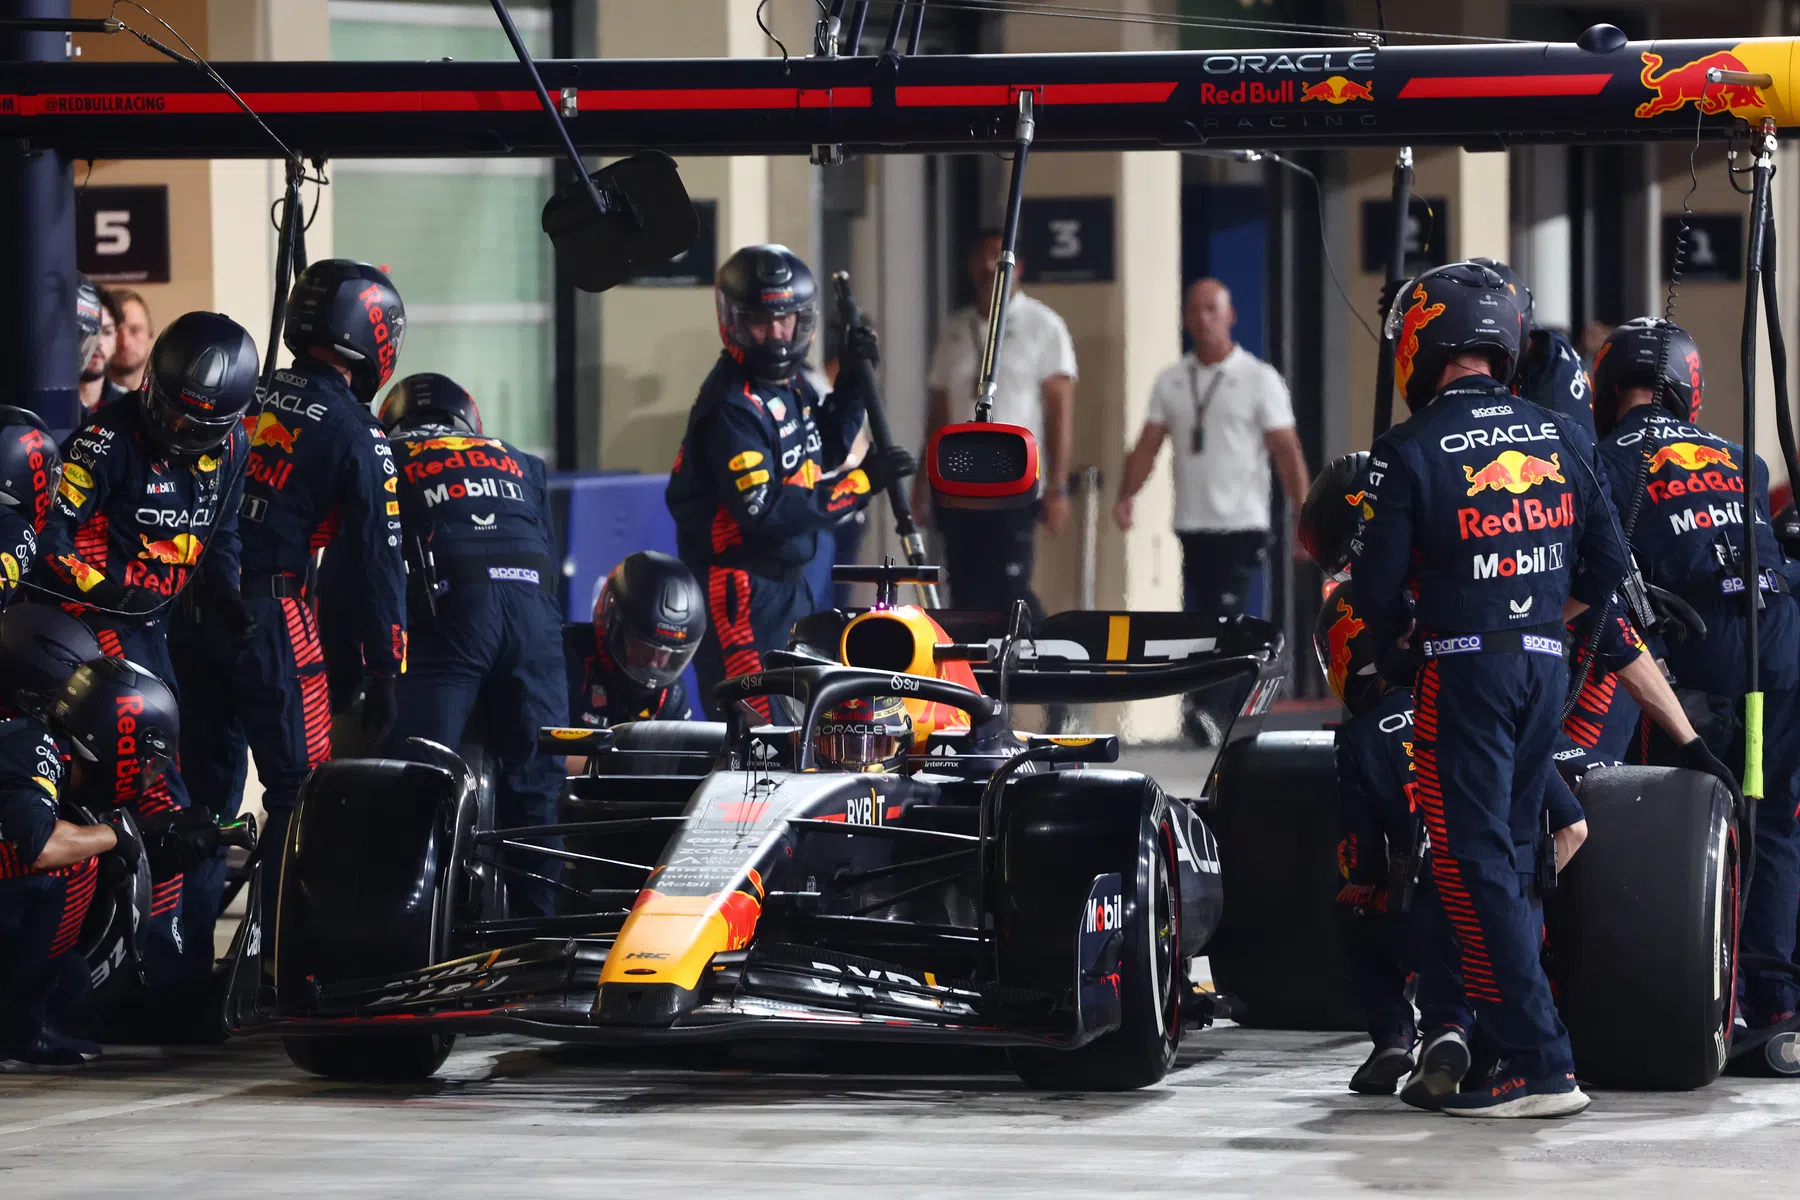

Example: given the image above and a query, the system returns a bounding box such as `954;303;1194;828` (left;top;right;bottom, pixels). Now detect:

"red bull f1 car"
223;586;1283;1090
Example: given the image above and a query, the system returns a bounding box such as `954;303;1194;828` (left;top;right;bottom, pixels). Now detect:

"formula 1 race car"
224;576;1283;1090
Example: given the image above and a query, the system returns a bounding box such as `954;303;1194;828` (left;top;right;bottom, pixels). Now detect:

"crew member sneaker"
42;1027;102;1063
1350;1045;1416;1095
1440;1072;1590;1118
0;1037;89;1072
1400;1028;1471;1111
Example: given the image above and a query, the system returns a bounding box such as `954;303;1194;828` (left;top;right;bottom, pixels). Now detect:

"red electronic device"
926;421;1041;510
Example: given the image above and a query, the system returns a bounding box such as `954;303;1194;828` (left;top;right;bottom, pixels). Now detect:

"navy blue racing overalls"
31;400;249;994
0;417;54;609
1552;603;1649;781
1599;406;1800;1025
0;713;96;1051
1516;328;1596;441
563;623;692;727
1352;379;1627;1079
666;356;871;720
185;362;407;940
376;425;566;918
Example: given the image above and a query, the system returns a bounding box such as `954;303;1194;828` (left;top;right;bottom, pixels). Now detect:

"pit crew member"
1591;317;1800;1038
0;406;60;610
180;261;409;934
1351;261;1626;1118
567;551;703;728
666;244;912;719
1469;258;1595;438
375;372;565;919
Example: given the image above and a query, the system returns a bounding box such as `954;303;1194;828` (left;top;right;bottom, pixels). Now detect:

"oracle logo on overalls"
358;285;400;387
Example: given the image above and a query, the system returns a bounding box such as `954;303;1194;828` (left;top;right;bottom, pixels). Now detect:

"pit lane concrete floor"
4;1030;1799;1198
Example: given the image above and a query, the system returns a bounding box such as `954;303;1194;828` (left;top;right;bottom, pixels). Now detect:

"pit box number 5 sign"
76;185;171;285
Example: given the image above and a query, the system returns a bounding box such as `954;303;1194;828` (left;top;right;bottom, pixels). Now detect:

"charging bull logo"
138;533;203;565
1463;451;1565;496
1300;76;1373;104
1636;50;1765;119
250;411;301;454
1648;441;1735;473
408;435;502;456
58;554;106;593
1392;292;1446;400
1324;597;1364;698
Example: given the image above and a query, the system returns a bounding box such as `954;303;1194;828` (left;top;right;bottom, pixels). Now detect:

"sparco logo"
1473;544;1565;579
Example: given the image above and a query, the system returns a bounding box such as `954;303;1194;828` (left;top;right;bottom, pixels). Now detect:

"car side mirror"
541;151;700;294
927;422;1041;510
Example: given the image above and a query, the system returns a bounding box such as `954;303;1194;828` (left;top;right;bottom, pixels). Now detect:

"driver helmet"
0;603;102;720
594;550;705;691
815;694;913;773
1298;450;1371;581
1311;579;1386;718
715;244;817;385
50;655;179;802
378;371;483;435
1384;261;1521;413
141;311;260;459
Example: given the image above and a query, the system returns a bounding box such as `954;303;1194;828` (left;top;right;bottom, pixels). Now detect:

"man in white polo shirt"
1115;277;1311;620
917;229;1077;620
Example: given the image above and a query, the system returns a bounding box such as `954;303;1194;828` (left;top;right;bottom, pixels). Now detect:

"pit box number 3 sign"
1019;197;1116;284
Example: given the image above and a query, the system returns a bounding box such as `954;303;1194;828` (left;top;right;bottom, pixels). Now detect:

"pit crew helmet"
594;550;705;691
814;694;912;773
50;655;179;798
378;372;483;435
1467;256;1534;349
1298;451;1371;581
283;259;406;404
1591;317;1703;436
1312;579;1385;718
1384;261;1522;413
715;244;817;385
0;405;60;526
76;275;104;376
142;311;260;459
0;603;102;720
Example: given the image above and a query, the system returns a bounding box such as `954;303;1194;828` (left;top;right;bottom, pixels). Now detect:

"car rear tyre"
1548;765;1737;1090
1002;772;1182;1090
276;759;461;1083
1206;732;1363;1030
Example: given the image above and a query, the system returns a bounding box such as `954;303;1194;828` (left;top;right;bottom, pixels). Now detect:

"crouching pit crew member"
1591;318;1800;1043
181;261;409;941
0;406;61;610
667;244;914;719
375;373;567;919
567;550;703;728
1351;261;1627;1118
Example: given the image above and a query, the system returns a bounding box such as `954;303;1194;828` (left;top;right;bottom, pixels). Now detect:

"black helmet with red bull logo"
1467;257;1533;375
1310;579;1386;718
594;550;705;691
0;405;60;530
1591;317;1703;436
1298;451;1371;581
1384;261;1521;413
0;603;102;720
378;372;483;435
50;656;179;801
142;311;260;459
283;259;407;404
815;694;913;773
715;244;817;385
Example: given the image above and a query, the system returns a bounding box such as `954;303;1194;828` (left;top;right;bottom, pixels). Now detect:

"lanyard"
1186;358;1226;454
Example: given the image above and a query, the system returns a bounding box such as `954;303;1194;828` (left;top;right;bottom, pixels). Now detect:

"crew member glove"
362;674;399;741
861;445;917;494
841;323;881;369
140;807;222;877
96;806;144;888
215;587;256;647
1776;503;1800;558
116;587;166;616
1681;735;1748;829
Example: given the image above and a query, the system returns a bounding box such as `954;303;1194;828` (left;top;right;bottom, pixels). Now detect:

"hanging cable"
857;0;1521;44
